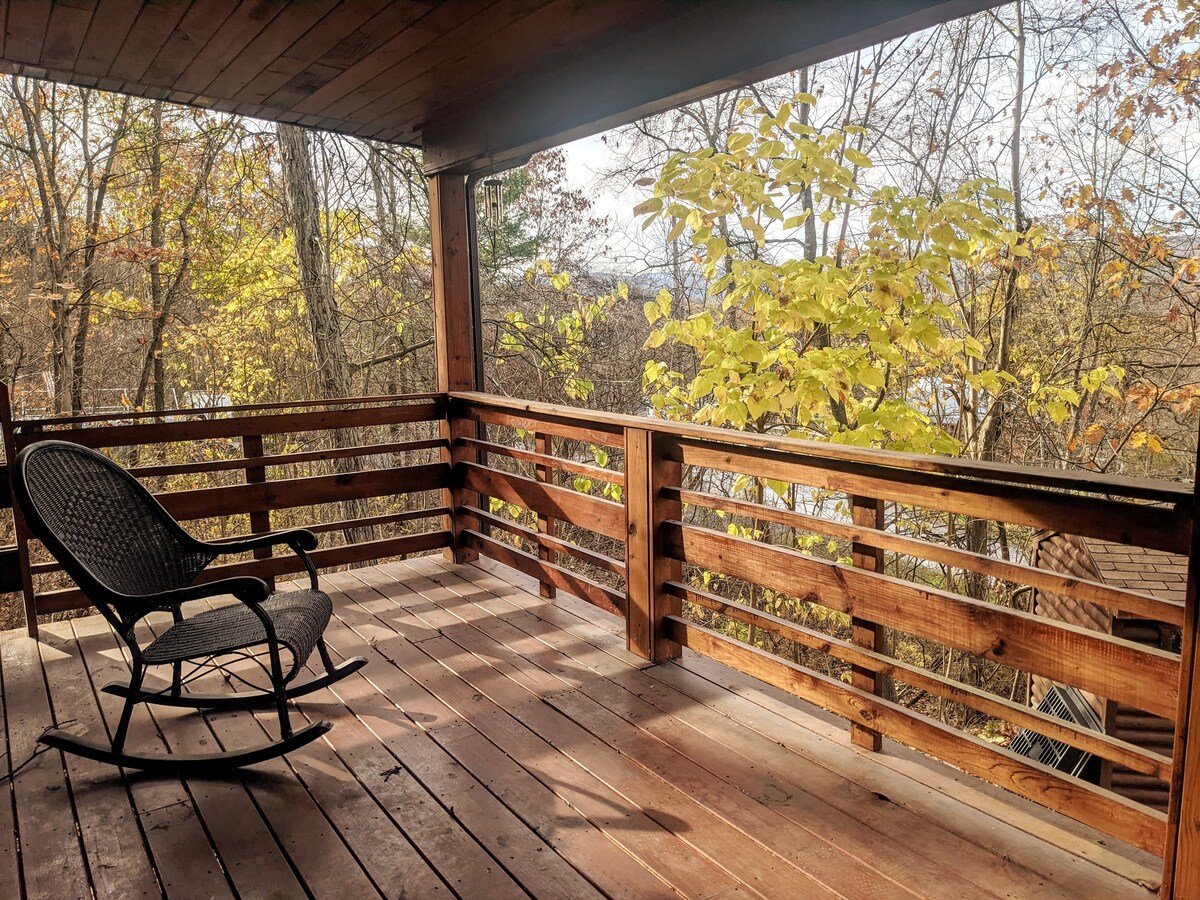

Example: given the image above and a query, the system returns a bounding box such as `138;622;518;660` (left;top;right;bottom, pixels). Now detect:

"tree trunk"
134;106;221;415
965;2;1026;609
149;102;166;412
13;83;70;413
277;123;375;547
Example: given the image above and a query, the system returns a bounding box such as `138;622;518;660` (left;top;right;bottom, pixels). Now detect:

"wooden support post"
1163;456;1200;897
241;434;275;589
850;494;885;751
429;172;478;564
626;429;682;663
534;431;556;599
0;385;36;637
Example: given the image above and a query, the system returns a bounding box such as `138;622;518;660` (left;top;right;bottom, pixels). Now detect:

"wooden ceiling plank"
200;0;337;99
4;0;52;64
260;1;439;112
359;0;656;137
289;1;489;118
0;0;8;57
73;0;140;78
422;0;1007;172
312;115;359;136
319;0;534;123
40;0;97;71
137;1;238;86
371;124;417;144
214;0;390;105
107;0;197;84
171;0;289;95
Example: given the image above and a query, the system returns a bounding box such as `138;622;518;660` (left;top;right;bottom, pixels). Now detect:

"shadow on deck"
0;556;1162;899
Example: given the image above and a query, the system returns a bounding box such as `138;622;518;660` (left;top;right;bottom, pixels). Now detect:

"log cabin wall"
1032;531;1183;811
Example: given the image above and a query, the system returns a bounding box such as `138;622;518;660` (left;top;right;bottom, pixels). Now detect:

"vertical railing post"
849;494;885;751
241;433;274;590
1163;458;1200;897
534;431;556;599
0;385;36;637
625;428;682;663
429;172;479;564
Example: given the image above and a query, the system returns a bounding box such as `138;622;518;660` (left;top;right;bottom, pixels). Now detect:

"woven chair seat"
143;589;333;681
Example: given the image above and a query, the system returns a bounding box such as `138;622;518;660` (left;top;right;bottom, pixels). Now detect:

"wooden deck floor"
0;555;1163;899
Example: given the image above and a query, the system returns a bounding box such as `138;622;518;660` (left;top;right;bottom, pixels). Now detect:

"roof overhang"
0;1;1007;175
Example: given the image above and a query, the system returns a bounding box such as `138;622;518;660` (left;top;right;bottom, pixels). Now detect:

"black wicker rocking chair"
12;439;366;774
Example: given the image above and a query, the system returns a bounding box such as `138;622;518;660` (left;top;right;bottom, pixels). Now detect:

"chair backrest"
13;440;217;621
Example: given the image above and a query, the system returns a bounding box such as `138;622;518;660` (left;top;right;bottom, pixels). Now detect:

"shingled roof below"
1081;539;1189;606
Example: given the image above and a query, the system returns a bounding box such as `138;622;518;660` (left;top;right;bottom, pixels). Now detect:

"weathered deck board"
0;558;1162;899
0;638;22;900
127;615;316;899
472;555;1164;891
375;564;911;897
403;560;1006;899
0;629;93;899
327;574;741;897
334;569;832;899
38;622;161;899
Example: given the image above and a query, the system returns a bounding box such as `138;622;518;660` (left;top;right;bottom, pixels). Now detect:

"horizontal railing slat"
127;438;446;479
458;436;625;486
671;487;1185;626
670;580;1171;779
666;522;1180;719
35;531;452;614
31;507;452;578
673;441;1191;555
460;461;625;541
466;505;626;576
451;392;1190;504
666;616;1168;856
20;393;445;427
458;402;625;449
156;463;448;520
462;529;625;616
304;507;449;535
17;399;445;449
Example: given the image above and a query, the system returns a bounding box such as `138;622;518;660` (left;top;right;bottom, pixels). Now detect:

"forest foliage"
0;0;1195;485
1;0;1198;733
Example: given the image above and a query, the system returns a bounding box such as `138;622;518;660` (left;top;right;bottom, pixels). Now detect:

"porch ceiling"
2;0;1004;174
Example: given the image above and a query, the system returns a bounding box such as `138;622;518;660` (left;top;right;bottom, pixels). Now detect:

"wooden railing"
447;391;1194;863
0;390;452;630
0;384;1194;878
453;395;628;616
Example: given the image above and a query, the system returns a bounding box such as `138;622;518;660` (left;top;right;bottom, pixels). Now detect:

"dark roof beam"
421;0;1006;175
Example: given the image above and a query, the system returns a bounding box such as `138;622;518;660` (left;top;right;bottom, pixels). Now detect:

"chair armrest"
136;575;272;608
206;528;321;590
206;529;318;555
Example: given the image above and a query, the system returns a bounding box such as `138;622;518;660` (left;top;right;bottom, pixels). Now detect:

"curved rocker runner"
12;440;366;775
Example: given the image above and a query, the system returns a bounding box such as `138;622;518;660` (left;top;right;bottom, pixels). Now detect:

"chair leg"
169;608;184;700
317;638;335;674
266;642;292;740
113;663;144;753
